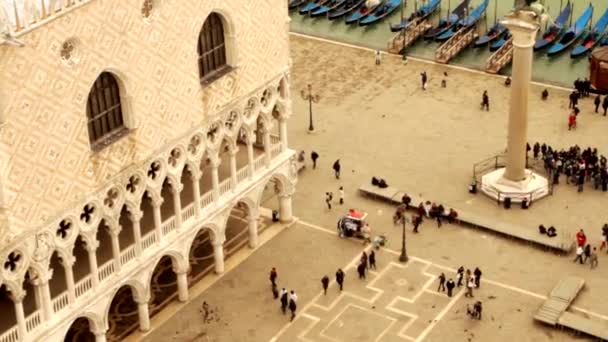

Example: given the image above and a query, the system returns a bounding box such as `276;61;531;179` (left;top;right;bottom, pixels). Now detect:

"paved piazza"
136;36;608;341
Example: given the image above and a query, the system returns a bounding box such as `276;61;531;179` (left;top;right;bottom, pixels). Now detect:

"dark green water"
290;0;608;86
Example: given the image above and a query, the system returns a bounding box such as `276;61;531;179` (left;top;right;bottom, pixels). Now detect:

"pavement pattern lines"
270;219;608;342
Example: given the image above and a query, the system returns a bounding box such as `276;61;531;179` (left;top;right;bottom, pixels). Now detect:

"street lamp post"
399;215;409;262
300;84;320;133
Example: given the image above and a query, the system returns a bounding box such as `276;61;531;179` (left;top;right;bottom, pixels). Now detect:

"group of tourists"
269;267;299;322
567;79;608;129
573;229;599;269
531;142;608;192
437;266;483;319
393;195;458;233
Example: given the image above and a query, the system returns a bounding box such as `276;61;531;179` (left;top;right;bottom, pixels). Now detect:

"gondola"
310;0;347;17
489;30;511;51
474;23;507;47
328;0;366;20
390;0;441;32
299;0;332;14
534;1;572;51
345;0;383;24
289;0;309;10
547;4;593;56
360;0;401;26
571;9;608;58
435;0;489;42
424;0;470;39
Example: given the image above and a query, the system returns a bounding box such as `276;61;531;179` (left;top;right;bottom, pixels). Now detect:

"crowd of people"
531;142;608;192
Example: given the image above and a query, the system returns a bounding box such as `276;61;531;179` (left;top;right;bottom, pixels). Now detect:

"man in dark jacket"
332;159;341;179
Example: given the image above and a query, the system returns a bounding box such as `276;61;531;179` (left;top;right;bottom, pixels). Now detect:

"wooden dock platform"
387;19;432;55
486;37;513;74
435;26;478;64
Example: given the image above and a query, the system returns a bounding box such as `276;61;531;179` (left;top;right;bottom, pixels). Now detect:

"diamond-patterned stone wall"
0;0;290;232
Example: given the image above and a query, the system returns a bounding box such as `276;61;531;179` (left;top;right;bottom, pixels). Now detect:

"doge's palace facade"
0;1;296;341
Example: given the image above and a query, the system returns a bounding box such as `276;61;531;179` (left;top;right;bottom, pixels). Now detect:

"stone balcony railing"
0;144;290;342
1;0;95;36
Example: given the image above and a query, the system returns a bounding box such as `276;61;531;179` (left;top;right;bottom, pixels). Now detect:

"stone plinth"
481;168;549;203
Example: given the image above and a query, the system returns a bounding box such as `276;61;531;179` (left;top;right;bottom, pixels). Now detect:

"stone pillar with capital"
246;132;255;179
94;331;107;342
229;148;238;190
129;209;144;256
247;210;259;249
210;156;221;202
212;240;225;274
62;254;76;304
191;169;202;217
136;296;151;332
109;227;122;271
85;240;100;287
279;118;288;152
502;12;539;182
151;195;164;243
31;272;53;321
263;129;271;167
279;193;293;223
171;182;184;230
480;10;549;203
176;270;189;302
10;291;27;339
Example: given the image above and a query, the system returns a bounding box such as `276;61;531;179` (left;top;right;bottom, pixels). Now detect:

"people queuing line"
531;143;608;193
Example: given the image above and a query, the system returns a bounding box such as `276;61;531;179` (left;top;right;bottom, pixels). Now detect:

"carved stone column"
10;291;26;340
176;270;189;302
85;240;100;287
171;182;184;231
279;194;293;223
136;298;151;332
129;210;143;257
246;133;255;180
151;195;164;243
210;157;221;202
229;148;238;191
279;118;288;152
247;212;259;249
62;254;76;304
109;228;122;271
191;168;202;218
212;241;225;274
263;130;271;167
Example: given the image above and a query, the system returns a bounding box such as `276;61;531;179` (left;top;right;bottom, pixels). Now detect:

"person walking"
311;151;319;169
481;91;489;111
602;96;608;116
336;268;345;291
339;186;344;205
590;247;599;269
465;276;475;298
357;262;366;280
369;250;376;270
421;71;428;90
583;244;591;263
332;159;341;179
272;283;279;299
456;266;465;287
269;267;278;286
437;272;446;292
280;288;288;314
446;278;456;297
473;267;482;288
595;95;601;113
321;275;330;295
361;251;368;270
288;291;298;322
576;229;587;247
413;214;421;233
375;50;381;65
474;301;483;320
573;245;584;264
325;192;333;210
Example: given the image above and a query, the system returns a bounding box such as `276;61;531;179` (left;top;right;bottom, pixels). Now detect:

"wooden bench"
534;277;585;326
558;312;608;340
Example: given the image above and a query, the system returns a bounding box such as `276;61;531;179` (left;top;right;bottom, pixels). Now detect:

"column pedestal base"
480;168;549;203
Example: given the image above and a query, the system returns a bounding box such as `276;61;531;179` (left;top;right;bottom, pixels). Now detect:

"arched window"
198;13;230;83
86;72;127;149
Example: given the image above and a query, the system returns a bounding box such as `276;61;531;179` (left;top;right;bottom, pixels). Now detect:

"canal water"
290;0;608;86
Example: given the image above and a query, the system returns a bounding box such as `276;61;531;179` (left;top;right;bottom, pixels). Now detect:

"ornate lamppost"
300;84;320;133
399;215;409;262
